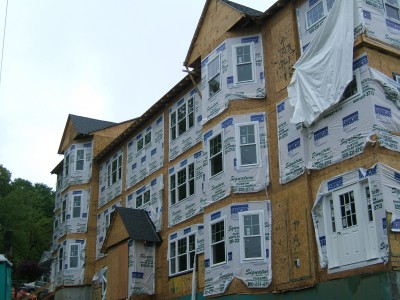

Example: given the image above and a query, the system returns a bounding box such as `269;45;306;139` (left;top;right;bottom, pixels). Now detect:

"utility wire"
0;0;9;87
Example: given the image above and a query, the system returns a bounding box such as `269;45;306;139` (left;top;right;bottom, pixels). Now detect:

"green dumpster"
0;254;12;300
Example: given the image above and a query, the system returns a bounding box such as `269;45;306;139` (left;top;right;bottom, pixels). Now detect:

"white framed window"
69;243;80;269
393;72;400;84
385;0;400;21
169;162;195;206
105;209;115;231
169;233;196;276
75;149;85;171
61;199;67;223
234;43;255;83
136;189;151;208
137;130;152;152
107;154;122;187
306;0;336;29
54;215;59;229
170;97;195;141
207;54;221;98
209;133;223;177
210;217;226;266
239;210;265;261
58;248;63;271
236;122;260;167
64;153;70;176
323;180;378;270
72;195;81;218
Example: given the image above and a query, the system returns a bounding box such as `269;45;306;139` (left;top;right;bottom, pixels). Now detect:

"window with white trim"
236;123;260;167
105;209;115;231
64;154;70;176
209;133;223;177
385;0;400;21
169;233;196;276
234;43;255;83
170;163;195;206
72;195;81;218
170;97;194;141
306;0;336;29
61;200;66;223
137;130;152;152
75;149;85;171
58;248;63;271
107;154;122;187
393;72;400;84
207;54;221;98
239;211;265;260
210;218;226;266
136;189;151;208
69;243;80;269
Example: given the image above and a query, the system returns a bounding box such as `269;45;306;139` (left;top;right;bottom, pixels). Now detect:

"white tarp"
200;35;265;124
311;163;400;269
128;240;156;296
126;174;163;231
289;0;355;126
98;149;124;208
168;88;202;161
278;54;400;184
203;201;272;297
202;113;269;206
126;115;164;189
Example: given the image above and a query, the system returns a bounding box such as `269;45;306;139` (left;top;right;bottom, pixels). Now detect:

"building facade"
50;0;400;299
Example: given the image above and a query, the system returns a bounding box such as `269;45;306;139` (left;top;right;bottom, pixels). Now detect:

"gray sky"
0;0;275;188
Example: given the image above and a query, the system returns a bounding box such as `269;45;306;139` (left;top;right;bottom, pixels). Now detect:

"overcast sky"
0;0;275;188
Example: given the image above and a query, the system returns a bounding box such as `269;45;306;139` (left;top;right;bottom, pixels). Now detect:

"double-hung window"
69;244;79;269
107;154;122;187
75;149;85;171
64;154;70;176
385;0;400;21
58;248;63;271
234;43;254;83
207;55;221;98
169;234;196;275
137;130;152;152
170;97;195;141
170;163;195;205
210;218;226;266
61;200;67;223
72;195;81;218
236;123;260;167
209;133;223;177
239;211;265;260
306;0;336;29
136;189;151;208
105;209;115;231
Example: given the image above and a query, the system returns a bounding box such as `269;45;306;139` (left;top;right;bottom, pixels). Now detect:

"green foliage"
0;165;54;280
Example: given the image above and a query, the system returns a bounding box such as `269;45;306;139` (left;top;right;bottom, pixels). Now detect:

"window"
170;97;195;141
393;72;400;84
58;248;63;271
136;189;151;208
54;217;59;230
64;154;70;176
170;163;195;205
340;71;361;102
105;210;115;231
107;154;122;187
209;134;223;177
137;131;152;152
61;200;66;223
210;218;226;266
69;244;79;269
239;211;265;260
236;123;260;167
169;234;196;275
75;149;85;171
385;0;400;20
234;44;254;83
306;0;336;29
207;55;221;98
72;195;81;218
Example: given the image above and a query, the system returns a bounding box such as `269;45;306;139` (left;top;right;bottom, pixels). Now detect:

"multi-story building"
49;0;400;299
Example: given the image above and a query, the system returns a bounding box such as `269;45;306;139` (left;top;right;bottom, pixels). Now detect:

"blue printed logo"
314;127;329;142
288;138;301;152
375;105;392;117
277;102;285;113
327;177;343;191
231;204;249;215
342;111;359;128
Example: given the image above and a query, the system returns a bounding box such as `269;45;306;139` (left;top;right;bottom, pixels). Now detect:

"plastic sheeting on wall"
168;89;202;161
289;0;355;126
203;201;272;297
128;239;156;296
126;115;164;189
126;175;163;231
277;54;400;184
200;34;265;124
311;163;400;270
98;149;124;208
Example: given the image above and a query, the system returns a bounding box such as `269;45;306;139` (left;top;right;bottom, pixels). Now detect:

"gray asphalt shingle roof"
221;0;263;17
116;207;161;243
69;114;116;135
